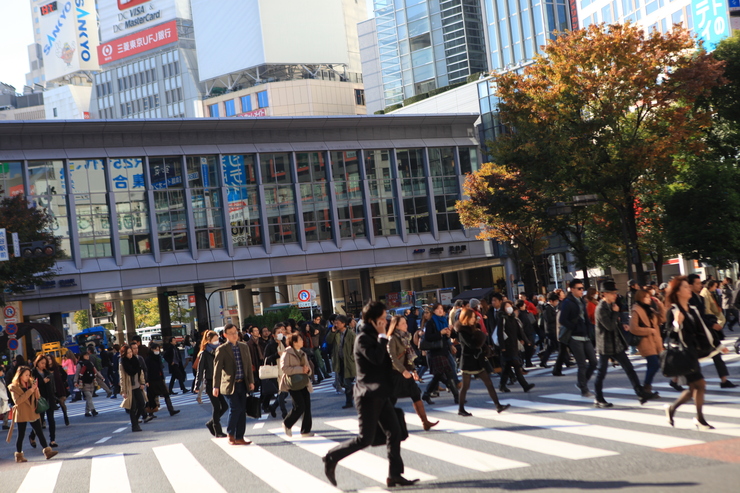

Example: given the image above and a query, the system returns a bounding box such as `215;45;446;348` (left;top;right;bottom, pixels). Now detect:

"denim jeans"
594;351;642;402
224;380;248;440
644;355;660;387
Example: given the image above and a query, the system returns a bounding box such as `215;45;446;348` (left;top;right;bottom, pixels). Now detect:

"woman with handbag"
195;330;228;437
498;301;535;393
29;354;58;449
119;345;147;433
387;316;438;430
8;366;58;462
455;308;511;417
664;276;724;430
280;333;314;437
263;324;288;419
421;304;460;406
630;290;664;398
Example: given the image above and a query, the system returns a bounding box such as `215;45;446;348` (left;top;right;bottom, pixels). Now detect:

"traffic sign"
8;339;19;351
6;323;17;335
297;290;311;303
3;306;16;318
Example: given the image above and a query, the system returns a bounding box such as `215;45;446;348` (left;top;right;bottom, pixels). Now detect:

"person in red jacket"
518;293;539;317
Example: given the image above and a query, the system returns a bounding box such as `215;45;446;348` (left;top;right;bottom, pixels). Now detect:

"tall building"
88;0;205;119
191;0;368;118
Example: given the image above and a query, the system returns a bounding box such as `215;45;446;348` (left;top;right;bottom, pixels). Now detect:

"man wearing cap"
593;281;653;407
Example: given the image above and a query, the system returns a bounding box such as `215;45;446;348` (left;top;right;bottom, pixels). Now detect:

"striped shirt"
231;343;245;381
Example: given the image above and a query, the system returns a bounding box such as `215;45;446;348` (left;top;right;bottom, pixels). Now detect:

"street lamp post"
182;284;247;332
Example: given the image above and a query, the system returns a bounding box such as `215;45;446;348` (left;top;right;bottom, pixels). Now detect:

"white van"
141;332;162;345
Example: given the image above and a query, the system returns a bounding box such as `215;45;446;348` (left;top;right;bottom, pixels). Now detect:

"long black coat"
455;322;487;372
353;324;394;400
594;300;627;355
497;313;528;360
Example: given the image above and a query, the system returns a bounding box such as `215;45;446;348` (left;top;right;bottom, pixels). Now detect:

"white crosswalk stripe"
154;443;227;493
604;387;740;405
90;454;130;493
16;462;62;493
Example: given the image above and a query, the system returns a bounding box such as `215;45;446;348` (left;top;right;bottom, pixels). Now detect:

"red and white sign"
119;0;150;9
98;20;178;65
297;290;311;303
188;295;196;307
236;108;268;118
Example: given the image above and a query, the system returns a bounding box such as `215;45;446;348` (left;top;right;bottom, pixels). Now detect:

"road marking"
113;427;128;433
91;454;130;493
74;447;94;456
648;384;740;403
213;437;343;493
410;413;617;460
17;462;62;493
572;392;740;419
539;394;740;437
153;443;227;493
462;404;703;449
253;422;265;429
268;428;436;483
325;418;527;472
95;436;112;444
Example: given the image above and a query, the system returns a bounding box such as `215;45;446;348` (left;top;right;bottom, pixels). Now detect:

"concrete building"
0;83;45;121
0;115;512;343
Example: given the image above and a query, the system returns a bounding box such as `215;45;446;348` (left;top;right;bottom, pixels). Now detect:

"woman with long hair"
413;309;432;380
498;300;535;393
8;366;58;462
455;308;511;416
119;345;146;432
61;352;79;402
29;354;57;448
280;332;314;437
421;303;460;405
629;289;664;398
195;330;228;437
664;276;723;430
387;315;438;430
47;355;70;427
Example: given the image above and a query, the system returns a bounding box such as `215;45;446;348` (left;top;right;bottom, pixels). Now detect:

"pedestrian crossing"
6;382;740;493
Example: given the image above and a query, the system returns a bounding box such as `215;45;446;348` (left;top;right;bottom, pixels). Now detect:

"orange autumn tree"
486;22;724;283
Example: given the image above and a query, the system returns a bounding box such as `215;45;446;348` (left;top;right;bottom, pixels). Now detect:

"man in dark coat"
164;337;188;394
144;343;180;417
593;281;651;407
558;279;597;397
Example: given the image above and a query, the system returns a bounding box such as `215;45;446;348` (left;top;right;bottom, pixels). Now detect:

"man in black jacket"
538;292;560;368
323;301;418;488
145;343;180;417
593;281;652;407
558;279;597;397
164;337;188;395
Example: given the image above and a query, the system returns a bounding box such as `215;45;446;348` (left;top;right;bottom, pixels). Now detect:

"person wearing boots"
593;281;654;407
455;308;511;417
195;330;228;437
8;366;58;462
119;345;146;432
497;301;535;393
386;316;438;430
630;289;666;399
144;343;181;418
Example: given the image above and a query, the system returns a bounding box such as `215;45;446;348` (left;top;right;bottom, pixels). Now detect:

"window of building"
297;152;332;241
241;95;252;113
149;157;188;252
109;157;151;255
459;147;480;174
364;150;398;236
222;154;261;247
52;108;57;117
224;99;236;117
396;149;429;234
208;104;220;117
331;151;365;239
428;148;461;231
68;159;112;258
257;91;269;108
27;161;72;258
354;89;365;106
261;153;296;243
187;156;225;250
0;161;24;198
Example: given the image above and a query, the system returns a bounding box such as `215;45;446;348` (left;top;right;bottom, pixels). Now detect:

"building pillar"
331;280;346;315
411;277;423;292
318;276;332;318
399;279;411;291
237;288;255;327
360;269;373;305
157;289;173;340
113;301;125;347
442;273;457;291
277;284;290;304
259;287;277;312
49;312;64;343
457;270;471;292
123;299;136;343
194;284;209;333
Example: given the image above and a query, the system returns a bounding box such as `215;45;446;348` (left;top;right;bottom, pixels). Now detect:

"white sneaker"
283;424;292;437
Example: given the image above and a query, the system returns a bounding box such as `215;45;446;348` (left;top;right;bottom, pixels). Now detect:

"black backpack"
79;361;95;384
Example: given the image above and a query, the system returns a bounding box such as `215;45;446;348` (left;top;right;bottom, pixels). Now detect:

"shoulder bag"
259;363;279;380
660;306;698;377
288;373;310;391
245;393;261;419
36;396;50;415
419;333;445;351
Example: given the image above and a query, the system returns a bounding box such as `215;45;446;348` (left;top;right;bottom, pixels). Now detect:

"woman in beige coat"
8;366;58;462
120;345;147;432
629;290;665;397
280;333;313;437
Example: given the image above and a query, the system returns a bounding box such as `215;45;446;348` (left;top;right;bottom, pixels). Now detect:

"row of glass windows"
209;91;269;118
0;148;479;259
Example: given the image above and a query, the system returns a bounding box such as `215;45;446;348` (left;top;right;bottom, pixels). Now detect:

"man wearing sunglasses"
558;279;597;397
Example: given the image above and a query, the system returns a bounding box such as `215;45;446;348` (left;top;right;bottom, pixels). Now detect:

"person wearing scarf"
119;345;147;432
195;330;228;437
630;290;666;398
420;303;460;405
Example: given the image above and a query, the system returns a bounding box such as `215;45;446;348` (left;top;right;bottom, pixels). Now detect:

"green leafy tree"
134;298;160;327
74;310;90;331
242;306;305;330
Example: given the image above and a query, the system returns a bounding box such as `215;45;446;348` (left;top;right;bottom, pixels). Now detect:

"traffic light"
21;241;56;258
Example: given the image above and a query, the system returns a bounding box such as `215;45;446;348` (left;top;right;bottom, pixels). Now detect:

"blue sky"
0;1;375;93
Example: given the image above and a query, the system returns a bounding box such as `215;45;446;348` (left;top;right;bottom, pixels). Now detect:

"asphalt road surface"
3;337;740;493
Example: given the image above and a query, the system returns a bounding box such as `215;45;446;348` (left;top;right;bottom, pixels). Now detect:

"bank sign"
97;0;191;43
692;0;731;49
38;0;100;82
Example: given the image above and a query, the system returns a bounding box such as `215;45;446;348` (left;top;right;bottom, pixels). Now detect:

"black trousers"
129;388;146;429
284;387;312;434
568;339;597;391
147;381;175;413
713;354;729;379
326;395;404;478
168;365;187;393
552;341;572;372
206;386;228;434
594;351;643;402
29;408;55;442
17;420;46;453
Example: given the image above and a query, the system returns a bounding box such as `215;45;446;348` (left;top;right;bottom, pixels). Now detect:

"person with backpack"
74;352;100;417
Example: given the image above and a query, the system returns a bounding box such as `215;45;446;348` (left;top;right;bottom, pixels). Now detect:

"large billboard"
97;0;191;43
38;0;100;81
192;0;350;82
98;20;179;64
692;0;731;49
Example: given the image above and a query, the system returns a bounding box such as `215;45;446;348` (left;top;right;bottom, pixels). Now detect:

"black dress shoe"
170;410;181;416
215;432;227;438
422;394;435;405
323;455;337;486
206;421;216;436
341;403;354;409
669;381;684;392
523;383;535;392
91;410;99;416
498;386;511;393
132;427;143;432
594;400;613;408
720;380;737;388
387;476;420;487
458;409;472;417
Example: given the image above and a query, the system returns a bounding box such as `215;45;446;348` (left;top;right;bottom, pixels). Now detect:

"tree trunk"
624;201;646;285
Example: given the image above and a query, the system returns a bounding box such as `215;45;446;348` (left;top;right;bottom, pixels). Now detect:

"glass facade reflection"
262;153;297;244
69;160;112;259
297;152;332;242
187;156;225;250
27;161;72;258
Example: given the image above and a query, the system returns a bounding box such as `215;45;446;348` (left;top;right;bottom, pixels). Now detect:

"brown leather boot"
15;452;27;463
43;447;58;460
412;400;439;431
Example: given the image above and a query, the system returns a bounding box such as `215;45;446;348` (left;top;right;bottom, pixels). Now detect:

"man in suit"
323;301;418;488
213;323;255;445
164;337;188;395
326;315;356;409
